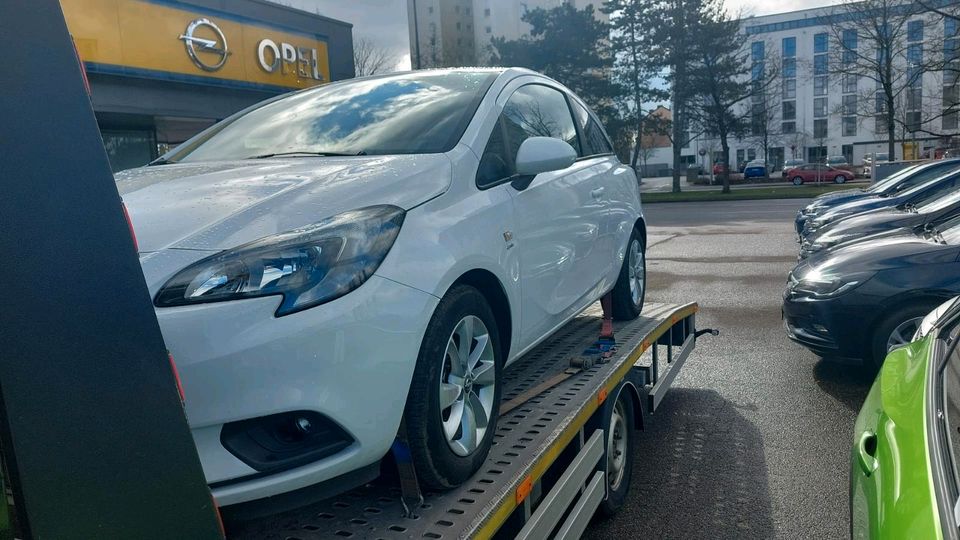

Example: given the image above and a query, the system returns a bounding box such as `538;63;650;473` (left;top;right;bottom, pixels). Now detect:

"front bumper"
157;275;439;507
782;291;866;358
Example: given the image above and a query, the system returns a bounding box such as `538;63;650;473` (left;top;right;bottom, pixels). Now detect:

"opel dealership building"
62;0;354;171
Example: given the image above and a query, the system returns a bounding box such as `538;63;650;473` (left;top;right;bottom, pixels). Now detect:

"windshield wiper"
148;158;175;166
922;222;947;244
249;150;367;159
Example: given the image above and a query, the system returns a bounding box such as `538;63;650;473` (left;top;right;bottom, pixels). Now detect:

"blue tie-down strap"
391;438;413;463
583;337;617;357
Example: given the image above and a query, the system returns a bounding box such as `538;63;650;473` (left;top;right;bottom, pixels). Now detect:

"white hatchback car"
118;68;646;508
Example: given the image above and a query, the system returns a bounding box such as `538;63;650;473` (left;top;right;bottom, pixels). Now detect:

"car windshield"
866;162;954;194
935;213;960;244
785;160;803;167
902;172;960;205
162;71;497;163
876;153;889;161
918;189;960;213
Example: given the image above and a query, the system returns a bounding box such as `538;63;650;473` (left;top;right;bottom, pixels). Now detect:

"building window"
466;7;471;15
814;119;828;139
842;144;854;163
782;36;796;57
843;94;857;116
455;5;460;13
782;121;796;134
843;116;857;136
427;6;433;14
752;41;765;62
782;78;796;99
906;111;922;132
814;54;828;75
456;22;461;30
945;85;959;130
457;38;462;45
484;8;490;16
908;20;923;42
783;57;796;78
876;115;889;134
814;76;828;96
843;73;857;94
814;33;828;53
782;100;796;120
485;26;491;33
814;97;828;118
842;29;857;49
875;91;886;113
945;111;959;131
906;87;922;111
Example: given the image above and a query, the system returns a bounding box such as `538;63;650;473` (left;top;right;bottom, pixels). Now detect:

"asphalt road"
585;198;874;539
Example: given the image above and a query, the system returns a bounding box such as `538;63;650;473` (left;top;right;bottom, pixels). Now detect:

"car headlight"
792;269;873;299
155;205;405;316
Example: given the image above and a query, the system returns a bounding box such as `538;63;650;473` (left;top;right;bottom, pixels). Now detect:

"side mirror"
515;137;577;177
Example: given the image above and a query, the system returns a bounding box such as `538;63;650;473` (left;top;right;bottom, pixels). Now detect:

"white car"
118;68;646;508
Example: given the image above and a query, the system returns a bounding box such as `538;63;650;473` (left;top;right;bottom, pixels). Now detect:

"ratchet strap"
391;418;424;518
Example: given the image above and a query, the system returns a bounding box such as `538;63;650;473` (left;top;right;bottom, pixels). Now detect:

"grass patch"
643;183;856;203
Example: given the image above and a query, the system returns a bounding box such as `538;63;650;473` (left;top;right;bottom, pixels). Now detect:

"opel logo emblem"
178;18;230;72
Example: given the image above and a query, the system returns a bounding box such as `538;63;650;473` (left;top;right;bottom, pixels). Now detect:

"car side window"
476;84;580;188
477;117;511;189
570;99;613;157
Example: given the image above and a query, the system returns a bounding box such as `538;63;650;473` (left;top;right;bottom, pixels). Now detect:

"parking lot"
586;199;873;539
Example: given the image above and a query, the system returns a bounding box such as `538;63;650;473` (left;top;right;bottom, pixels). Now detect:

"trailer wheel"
599;384;635;517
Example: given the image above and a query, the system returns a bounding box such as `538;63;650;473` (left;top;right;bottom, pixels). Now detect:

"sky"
273;0;845;73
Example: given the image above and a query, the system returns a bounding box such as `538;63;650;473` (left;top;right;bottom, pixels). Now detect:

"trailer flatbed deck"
230;301;702;540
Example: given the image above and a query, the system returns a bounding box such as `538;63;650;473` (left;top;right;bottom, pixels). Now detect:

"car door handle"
590;187;605;199
857;430;879;477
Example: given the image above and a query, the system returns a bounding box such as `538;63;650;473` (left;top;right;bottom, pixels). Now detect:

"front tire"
403;285;503;490
792;176;804;186
611;229;646;320
834;175;846;184
867;302;936;369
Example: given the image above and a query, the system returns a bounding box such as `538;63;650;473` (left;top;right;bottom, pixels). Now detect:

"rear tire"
867;302;936;369
792;176;804;186
598;384;636;517
834;175;846;184
403;285;503;490
611;228;646;321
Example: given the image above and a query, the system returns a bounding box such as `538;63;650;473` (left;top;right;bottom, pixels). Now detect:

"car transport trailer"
229;302;713;540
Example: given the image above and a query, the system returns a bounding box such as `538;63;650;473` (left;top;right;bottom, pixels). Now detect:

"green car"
851;297;960;539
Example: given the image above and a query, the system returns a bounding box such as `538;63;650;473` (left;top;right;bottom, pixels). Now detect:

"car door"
491;84;606;348
568;96;635;294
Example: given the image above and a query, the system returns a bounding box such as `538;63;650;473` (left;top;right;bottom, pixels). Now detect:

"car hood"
118;155;451;253
806;189;872;212
805;232;958;275
809;208;920;245
813;194;892;224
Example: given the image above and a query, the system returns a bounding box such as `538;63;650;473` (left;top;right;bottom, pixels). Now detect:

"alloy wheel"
439;315;496;457
607;399;628;491
628;239;645;307
886;316;924;352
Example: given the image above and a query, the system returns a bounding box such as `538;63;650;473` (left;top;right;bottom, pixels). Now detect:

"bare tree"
826;0;949;158
353;37;398;77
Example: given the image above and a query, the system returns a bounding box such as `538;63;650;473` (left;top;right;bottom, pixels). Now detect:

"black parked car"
799;188;960;259
794;159;960;236
783;213;960;368
801;169;960;239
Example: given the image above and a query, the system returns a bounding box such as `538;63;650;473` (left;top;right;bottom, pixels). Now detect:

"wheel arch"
633;217;647;250
450;269;513;362
619;379;646;431
863;290;952;348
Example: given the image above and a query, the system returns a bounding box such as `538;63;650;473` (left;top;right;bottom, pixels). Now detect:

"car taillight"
121;201;138;252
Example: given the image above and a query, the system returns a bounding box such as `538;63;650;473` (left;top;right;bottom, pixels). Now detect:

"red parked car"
712;162;729;175
785;163;855;185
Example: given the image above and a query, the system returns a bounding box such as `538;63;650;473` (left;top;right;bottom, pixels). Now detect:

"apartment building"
407;0;606;68
652;3;959;175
